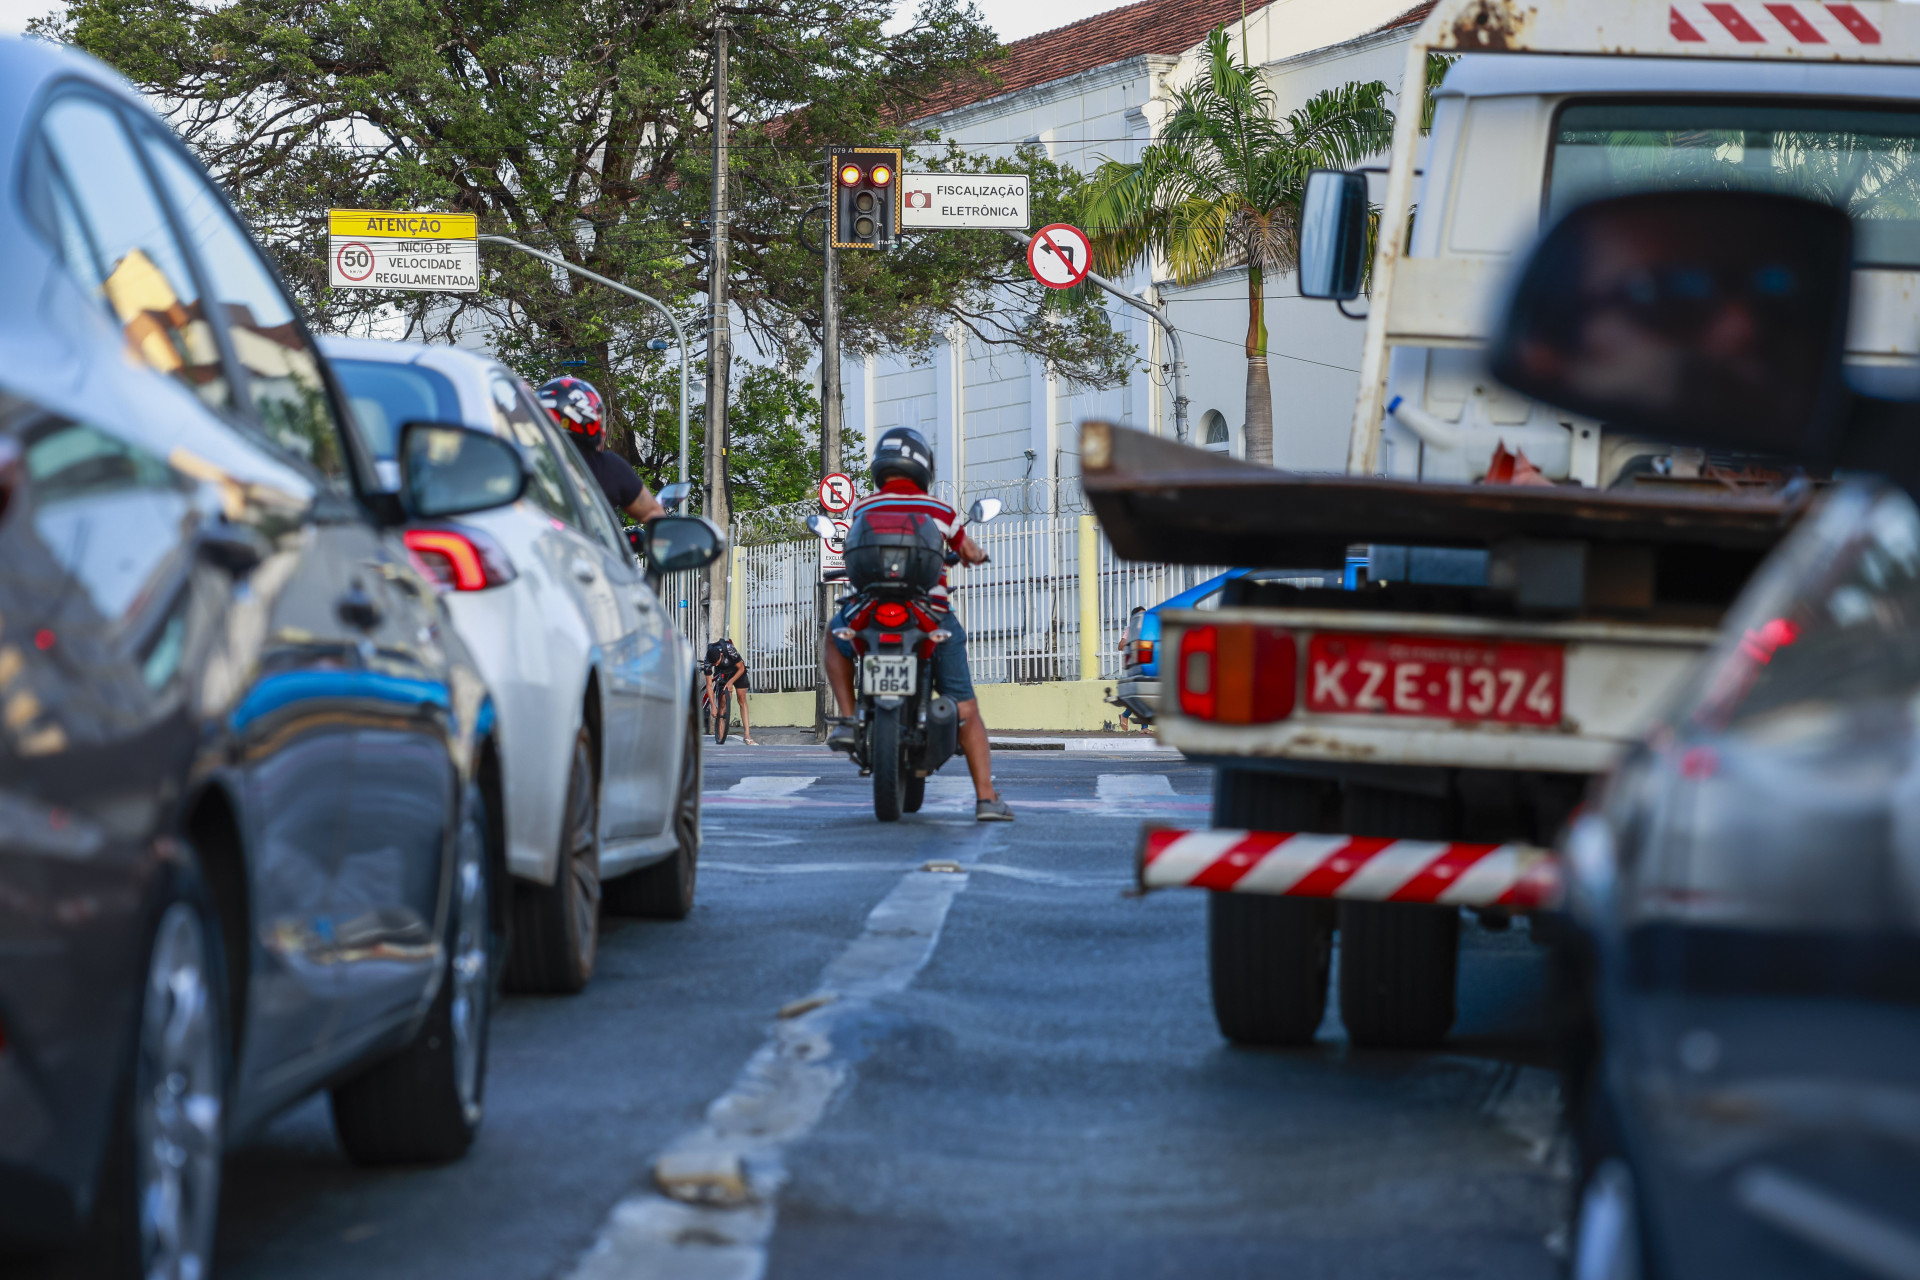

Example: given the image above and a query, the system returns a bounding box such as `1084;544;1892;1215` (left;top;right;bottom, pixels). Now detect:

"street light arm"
477;233;692;496
1001;229;1191;444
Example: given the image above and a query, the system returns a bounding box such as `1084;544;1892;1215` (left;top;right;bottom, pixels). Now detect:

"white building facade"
831;0;1428;500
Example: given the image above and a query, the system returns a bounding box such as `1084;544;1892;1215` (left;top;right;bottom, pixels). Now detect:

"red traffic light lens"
838;163;863;186
869;164;892;187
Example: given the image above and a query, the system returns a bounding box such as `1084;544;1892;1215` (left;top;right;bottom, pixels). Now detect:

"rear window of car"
330;359;461;460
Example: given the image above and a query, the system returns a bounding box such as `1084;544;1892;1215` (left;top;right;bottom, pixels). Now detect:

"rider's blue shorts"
829;605;976;703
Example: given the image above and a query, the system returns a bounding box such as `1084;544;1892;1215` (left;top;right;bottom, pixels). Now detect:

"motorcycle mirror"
805;513;837;540
967;497;1003;524
657;481;693;510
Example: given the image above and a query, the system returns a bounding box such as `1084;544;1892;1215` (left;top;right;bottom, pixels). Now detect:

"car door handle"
570;559;598;585
336;585;382;631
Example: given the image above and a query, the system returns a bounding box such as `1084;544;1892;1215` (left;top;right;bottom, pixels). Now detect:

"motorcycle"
807;497;1002;821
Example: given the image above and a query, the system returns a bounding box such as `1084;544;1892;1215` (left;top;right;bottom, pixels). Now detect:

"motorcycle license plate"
1304;633;1564;727
861;655;917;696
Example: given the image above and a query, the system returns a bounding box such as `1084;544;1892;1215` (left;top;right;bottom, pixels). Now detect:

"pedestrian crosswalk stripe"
725;775;818;796
1097;773;1176;800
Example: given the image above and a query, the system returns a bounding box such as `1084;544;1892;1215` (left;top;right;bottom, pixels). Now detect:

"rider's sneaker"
826;718;859;753
975;794;1014;822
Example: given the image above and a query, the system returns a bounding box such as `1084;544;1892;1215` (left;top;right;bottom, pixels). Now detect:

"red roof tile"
1376;2;1437;32
912;0;1278;120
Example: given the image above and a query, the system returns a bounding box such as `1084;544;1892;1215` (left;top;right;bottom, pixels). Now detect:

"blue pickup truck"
1114;565;1351;726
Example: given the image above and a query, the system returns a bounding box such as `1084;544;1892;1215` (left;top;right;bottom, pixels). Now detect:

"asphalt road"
208;741;1567;1279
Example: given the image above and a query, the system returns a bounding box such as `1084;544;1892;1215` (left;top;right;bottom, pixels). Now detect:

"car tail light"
1132;639;1155;667
1177;624;1295;723
875;602;911;628
404;527;515;591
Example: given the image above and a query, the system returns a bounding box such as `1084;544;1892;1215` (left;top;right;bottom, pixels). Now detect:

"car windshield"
1547;100;1920;268
330;358;462;460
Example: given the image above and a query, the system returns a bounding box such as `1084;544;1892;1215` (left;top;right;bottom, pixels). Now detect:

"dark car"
0;36;525;1277
1560;481;1920;1279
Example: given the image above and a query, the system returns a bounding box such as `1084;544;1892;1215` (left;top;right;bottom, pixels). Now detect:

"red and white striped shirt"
846;477;969;610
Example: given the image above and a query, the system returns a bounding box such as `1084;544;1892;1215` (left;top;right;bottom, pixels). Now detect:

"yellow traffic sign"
327;209;479;292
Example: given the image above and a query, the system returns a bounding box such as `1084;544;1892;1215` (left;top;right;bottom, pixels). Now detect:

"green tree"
1082;29;1393;464
42;0;1133;468
726;364;819;511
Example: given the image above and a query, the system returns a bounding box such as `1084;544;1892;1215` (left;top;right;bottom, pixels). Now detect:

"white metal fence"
705;511;1228;694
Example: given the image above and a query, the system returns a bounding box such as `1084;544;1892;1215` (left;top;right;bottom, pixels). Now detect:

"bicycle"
699;661;736;745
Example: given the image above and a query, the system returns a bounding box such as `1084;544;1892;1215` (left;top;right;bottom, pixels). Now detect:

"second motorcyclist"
824;427;1013;822
537;375;665;523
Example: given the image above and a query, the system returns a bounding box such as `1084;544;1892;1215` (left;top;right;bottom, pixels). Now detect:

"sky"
0;0;1116;42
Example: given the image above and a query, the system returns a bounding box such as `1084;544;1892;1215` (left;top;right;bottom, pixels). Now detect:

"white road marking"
922;773;976;813
722;775;819;797
1097;773;1176;801
700;860;1127;888
565;830;999;1280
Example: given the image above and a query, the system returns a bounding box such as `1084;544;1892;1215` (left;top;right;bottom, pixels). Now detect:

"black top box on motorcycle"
845;507;945;592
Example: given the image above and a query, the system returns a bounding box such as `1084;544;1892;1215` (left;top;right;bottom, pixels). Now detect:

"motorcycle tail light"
875;602;911;628
878;632;905;648
404;526;515;591
1177;624;1295;723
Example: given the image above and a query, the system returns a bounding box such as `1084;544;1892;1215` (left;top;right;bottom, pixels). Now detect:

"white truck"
1086;0;1920;1048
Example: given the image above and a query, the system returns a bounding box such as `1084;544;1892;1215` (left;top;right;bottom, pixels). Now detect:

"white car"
321;336;716;994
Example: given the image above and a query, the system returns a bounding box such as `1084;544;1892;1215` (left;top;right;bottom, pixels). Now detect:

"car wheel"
505;726;600;994
92;866;226;1280
604;695;702;920
331;780;491;1163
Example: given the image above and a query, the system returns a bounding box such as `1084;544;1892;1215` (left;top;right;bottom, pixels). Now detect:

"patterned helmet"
536;376;604;435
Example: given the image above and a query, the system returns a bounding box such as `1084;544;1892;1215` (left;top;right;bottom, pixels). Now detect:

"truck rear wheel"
1337;785;1459;1049
1206;769;1334;1046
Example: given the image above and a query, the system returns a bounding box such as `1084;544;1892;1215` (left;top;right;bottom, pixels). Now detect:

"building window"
1202;409;1231;453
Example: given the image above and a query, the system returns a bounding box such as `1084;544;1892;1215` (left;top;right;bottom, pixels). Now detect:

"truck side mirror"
1488;190;1853;467
1297;170;1370;302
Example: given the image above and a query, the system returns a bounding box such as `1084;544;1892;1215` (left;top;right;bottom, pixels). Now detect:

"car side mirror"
967;497;1003;524
398;421;530;519
645;514;726;574
1297;170;1370;302
1488;190;1854;467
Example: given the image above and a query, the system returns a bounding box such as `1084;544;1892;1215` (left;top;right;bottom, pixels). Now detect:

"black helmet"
872;426;934;489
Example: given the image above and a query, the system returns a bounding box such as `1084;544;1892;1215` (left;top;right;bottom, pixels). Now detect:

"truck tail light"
1177;624;1296;723
404;526;516;591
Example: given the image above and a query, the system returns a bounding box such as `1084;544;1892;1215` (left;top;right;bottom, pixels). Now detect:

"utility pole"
705;17;733;645
815;172;842;739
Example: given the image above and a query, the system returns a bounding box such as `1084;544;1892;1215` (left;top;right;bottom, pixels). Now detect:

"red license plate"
1304;633;1564;726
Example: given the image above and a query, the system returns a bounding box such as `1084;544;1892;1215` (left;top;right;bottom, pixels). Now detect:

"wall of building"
809;9;1420;493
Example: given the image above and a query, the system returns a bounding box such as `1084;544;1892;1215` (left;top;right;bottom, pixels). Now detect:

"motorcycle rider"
824;427;1013;822
536;375;664;523
704;636;756;746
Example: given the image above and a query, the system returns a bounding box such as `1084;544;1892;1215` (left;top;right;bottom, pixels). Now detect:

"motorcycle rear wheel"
871;705;905;822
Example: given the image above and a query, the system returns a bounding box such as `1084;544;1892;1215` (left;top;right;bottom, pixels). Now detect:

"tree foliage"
42;0;1133;468
1081;28;1393;463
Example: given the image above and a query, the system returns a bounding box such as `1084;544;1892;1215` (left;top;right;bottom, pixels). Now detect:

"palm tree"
1083;28;1394;465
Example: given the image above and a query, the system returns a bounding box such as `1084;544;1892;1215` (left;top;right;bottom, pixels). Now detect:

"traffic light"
830;146;901;250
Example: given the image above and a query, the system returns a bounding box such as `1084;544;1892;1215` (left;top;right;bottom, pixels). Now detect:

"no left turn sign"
1027;223;1092;290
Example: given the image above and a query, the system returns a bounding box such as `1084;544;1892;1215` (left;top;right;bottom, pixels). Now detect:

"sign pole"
707;17;734;648
816;166;843;741
475;235;689;497
1008;228;1190;444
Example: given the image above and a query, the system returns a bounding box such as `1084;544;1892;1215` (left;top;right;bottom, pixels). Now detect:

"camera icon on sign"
906;191;932;209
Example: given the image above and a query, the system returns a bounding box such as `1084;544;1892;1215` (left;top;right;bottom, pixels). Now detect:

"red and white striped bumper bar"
1137;827;1563;910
